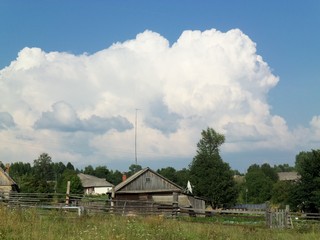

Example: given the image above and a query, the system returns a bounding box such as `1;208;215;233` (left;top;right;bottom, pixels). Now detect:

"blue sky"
0;1;319;173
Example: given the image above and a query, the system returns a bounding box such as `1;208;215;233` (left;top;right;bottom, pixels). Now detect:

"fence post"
285;205;290;228
172;192;179;218
78;206;84;216
65;181;70;206
110;187;115;214
265;202;271;228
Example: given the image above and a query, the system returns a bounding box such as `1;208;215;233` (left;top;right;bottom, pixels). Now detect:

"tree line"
2;127;320;213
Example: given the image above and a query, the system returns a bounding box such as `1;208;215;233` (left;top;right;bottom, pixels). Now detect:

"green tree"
291;150;320;212
56;169;83;194
232;169;242;176
9;162;32;192
107;170;122;185
232;174;245;204
28;153;55;193
157;167;177;183
271;181;295;208
245;166;273;203
273;164;295;172
189;127;238;208
94;166;110;178
261;163;279;182
128;164;142;177
33;153;54;181
84;165;95;175
20;175;39;193
10;162;32;179
175;168;190;188
53;162;66;175
66;162;75;171
244;164;277;204
157;167;192;189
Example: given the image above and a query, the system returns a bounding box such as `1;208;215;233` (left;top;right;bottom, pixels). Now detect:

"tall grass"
1;206;320;240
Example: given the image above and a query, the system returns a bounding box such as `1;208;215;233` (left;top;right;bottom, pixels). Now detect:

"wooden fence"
2;192;319;229
265;205;292;228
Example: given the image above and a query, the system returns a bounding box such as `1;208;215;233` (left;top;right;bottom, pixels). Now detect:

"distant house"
0;167;19;197
233;175;245;184
78;173;114;195
114;167;205;210
277;172;300;182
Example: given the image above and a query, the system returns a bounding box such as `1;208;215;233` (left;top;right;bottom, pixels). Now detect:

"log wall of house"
188;196;205;210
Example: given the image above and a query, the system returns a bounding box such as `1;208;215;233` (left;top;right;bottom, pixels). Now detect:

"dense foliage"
2;154;146;194
290;150;320;212
244;163;278;203
157;167;191;188
3;137;320;213
189;127;238;208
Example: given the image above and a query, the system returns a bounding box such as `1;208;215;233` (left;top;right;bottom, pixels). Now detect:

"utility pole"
135;109;139;166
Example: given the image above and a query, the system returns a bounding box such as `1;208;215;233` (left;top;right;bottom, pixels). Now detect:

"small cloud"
83;115;133;133
308;116;320;142
34;101;82;132
224;122;262;143
145;99;181;134
34;101;133;133
0;112;16;130
310;116;320;129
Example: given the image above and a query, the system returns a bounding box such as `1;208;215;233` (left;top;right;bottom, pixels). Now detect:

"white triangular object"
187;180;193;194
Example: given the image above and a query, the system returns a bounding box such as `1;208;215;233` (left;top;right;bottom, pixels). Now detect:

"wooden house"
114;167;205;210
0;167;19;197
78;173;114;195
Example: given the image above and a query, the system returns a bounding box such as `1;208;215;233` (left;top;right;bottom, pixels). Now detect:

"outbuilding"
78;173;114;195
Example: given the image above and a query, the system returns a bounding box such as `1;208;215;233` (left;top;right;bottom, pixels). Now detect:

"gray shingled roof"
278;171;300;181
77;173;114;188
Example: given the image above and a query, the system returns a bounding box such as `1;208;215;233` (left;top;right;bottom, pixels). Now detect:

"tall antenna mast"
135;109;139;166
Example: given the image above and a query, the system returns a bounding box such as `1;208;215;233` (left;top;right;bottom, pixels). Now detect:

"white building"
78;173;114;195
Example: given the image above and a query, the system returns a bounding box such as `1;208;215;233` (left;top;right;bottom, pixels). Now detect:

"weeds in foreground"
1;206;320;239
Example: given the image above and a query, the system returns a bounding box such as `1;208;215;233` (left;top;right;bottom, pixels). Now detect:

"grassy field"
1;206;320;240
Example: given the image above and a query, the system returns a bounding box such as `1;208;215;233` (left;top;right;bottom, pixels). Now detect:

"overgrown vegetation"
1;206;320;240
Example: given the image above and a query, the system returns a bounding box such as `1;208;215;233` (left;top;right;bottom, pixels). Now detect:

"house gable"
115;168;183;193
0;168;16;186
0;167;18;193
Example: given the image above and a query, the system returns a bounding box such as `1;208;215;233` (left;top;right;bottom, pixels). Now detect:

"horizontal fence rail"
2;192;320;229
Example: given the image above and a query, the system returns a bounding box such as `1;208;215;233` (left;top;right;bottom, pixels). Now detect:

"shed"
78;173;114;195
0;167;19;197
114;167;205;210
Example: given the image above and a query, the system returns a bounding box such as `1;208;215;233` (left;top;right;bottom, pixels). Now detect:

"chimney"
5;163;10;174
122;173;127;182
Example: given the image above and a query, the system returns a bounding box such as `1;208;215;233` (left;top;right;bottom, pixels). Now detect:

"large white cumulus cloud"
0;28;318;169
